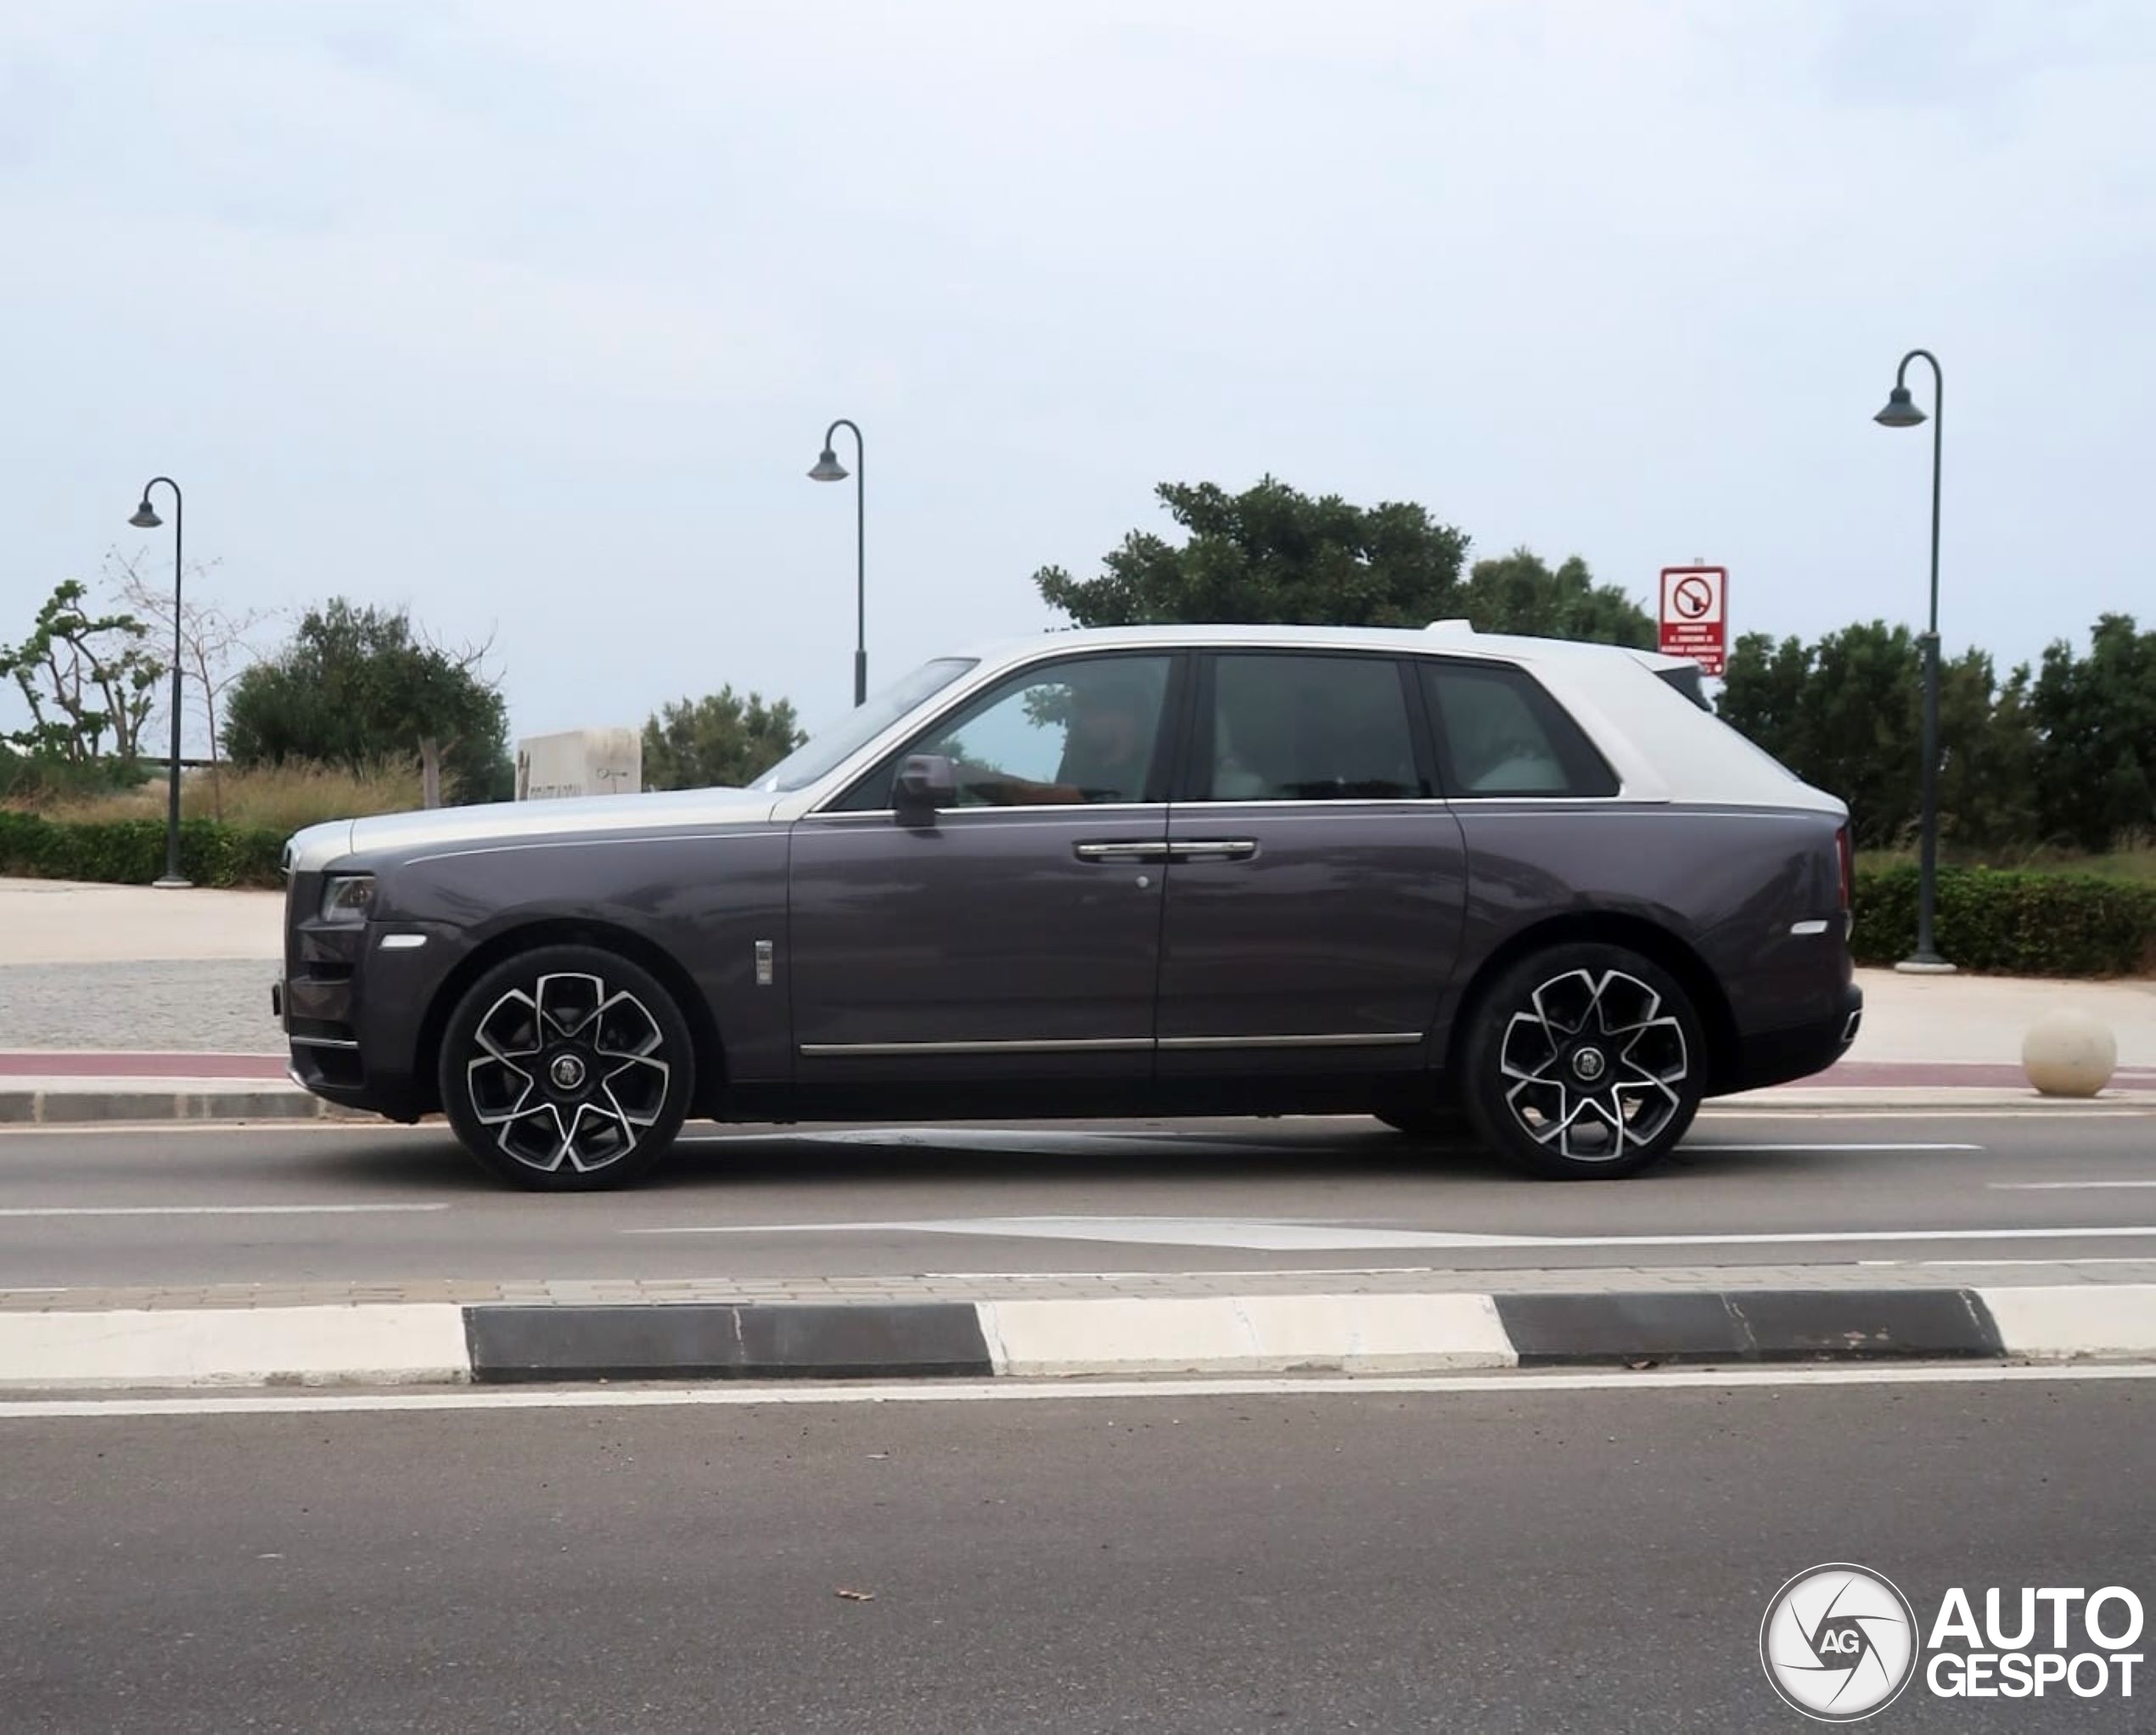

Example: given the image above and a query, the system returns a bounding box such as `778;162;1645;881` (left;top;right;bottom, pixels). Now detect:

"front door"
1154;650;1468;1075
788;652;1180;1084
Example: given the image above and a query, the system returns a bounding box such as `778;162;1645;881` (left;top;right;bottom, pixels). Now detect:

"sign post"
1659;565;1727;677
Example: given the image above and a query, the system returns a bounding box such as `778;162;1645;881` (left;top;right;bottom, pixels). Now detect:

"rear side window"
1201;654;1429;801
1420;662;1620;798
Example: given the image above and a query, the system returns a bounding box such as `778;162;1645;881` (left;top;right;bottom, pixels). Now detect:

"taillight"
1835;823;1854;912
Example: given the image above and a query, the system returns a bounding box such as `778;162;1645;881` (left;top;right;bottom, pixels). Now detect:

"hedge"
1853;863;2156;978
0;812;285;890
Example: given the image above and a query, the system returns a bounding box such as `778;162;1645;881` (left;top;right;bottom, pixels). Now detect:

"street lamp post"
127;477;189;890
1872;350;1951;973
808;418;867;706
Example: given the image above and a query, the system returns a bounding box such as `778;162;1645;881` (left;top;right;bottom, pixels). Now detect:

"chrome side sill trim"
800;1037;1153;1058
1156;1031;1424;1051
289;1035;362;1051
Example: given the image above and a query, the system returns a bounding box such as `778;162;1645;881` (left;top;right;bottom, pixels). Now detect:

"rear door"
1154;649;1468;1075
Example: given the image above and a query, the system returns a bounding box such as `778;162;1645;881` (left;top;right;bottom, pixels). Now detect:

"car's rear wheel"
438;945;693;1191
1460;943;1704;1180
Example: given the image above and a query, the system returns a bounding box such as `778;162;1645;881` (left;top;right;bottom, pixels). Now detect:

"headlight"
319;874;377;924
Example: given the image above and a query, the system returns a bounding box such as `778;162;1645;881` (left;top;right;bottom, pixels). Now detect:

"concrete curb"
3;1286;2153;1390
0;1085;348;1125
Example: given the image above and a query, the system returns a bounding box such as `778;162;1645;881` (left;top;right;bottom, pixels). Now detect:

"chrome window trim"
797;800;1165;826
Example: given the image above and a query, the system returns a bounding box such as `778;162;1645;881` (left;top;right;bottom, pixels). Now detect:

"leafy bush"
0;812;284;889
1853;864;2156;977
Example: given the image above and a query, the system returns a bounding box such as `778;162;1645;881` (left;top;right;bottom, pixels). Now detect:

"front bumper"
280;897;461;1120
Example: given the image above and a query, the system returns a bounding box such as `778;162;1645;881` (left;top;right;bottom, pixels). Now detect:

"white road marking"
624;1215;2156;1251
0;1204;451;1218
1989;1181;2156;1191
1912;1256;2156;1268
2;1362;2151;1422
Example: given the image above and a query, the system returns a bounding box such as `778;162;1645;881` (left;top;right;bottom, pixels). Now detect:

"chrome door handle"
1074;841;1171;862
1166;839;1258;860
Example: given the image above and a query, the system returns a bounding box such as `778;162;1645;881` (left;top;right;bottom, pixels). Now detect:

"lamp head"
1873;385;1927;429
807;448;849;482
128;500;162;528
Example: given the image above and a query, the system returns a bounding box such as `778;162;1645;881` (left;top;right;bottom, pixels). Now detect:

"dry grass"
45;760;424;834
1859;840;2156;884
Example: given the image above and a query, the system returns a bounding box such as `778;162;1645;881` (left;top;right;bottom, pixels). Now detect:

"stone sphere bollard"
2021;1008;2119;1098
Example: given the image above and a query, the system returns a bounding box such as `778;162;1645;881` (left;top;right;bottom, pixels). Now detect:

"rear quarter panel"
1447;801;1850;1066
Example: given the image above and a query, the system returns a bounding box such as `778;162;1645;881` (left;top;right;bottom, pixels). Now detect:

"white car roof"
951;621;1839;815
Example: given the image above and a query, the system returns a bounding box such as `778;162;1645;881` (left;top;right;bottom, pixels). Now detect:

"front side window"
1420;661;1619;797
839;654;1173;810
1199;653;1428;802
750;658;976;793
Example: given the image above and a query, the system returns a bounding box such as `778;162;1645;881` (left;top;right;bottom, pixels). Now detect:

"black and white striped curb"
2;1285;2153;1388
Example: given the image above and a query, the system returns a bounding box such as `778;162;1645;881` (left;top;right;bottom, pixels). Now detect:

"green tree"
2029;614;2156;851
1718;621;1923;847
1458;548;1654;647
1033;477;1472;627
224;600;512;806
0;580;164;762
1937;651;2037;851
642;688;805;790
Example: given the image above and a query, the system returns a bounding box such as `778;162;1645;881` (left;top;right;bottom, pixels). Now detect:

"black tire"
1459;943;1704;1180
438;944;694;1191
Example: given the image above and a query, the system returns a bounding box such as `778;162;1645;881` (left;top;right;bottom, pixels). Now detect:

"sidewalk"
2;876;2152;1118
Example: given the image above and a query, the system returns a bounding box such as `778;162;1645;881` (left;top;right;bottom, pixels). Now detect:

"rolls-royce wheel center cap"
549;1053;588;1092
1571;1047;1608;1083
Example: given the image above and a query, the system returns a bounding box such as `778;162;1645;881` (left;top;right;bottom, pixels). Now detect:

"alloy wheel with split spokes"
439;944;694;1190
1461;943;1704;1179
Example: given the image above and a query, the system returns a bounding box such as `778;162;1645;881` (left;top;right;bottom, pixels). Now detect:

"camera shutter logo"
1760;1564;1920;1721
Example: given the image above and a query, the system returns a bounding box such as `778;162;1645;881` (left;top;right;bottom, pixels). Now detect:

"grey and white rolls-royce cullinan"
277;623;1861;1188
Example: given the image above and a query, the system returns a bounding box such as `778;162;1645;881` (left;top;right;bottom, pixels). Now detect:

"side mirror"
892;753;957;821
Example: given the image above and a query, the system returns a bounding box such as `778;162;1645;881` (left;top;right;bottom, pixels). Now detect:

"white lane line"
1692;1143;1982;1153
1912;1256;2156;1267
3;1361;2152;1422
624;1216;2156;1251
1989;1181;2156;1191
0;1204;451;1218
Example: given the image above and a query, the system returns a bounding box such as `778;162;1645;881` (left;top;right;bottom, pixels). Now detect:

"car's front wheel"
1460;943;1704;1180
438;945;693;1191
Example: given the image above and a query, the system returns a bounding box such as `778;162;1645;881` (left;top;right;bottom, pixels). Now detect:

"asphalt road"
0;1109;2153;1290
3;1375;2150;1732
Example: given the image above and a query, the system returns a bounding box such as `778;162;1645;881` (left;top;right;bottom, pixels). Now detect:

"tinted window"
838;654;1173;810
1201;654;1429;802
1421;662;1619;797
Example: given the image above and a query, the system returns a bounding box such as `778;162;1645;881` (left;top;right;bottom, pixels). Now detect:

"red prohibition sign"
1673;575;1715;619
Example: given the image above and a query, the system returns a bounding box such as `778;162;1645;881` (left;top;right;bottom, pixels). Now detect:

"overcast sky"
5;0;2151;753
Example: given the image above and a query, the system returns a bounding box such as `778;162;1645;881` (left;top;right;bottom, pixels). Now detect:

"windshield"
749;658;977;793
